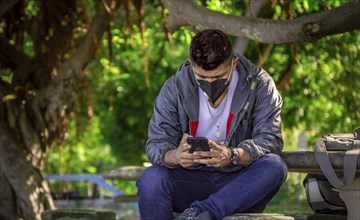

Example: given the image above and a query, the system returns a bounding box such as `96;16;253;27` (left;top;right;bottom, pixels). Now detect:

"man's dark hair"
190;29;233;70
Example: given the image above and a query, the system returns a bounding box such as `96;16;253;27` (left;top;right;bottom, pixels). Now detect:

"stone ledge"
282;151;360;174
101;151;360;180
102;165;146;180
222;213;346;220
41;209;115;220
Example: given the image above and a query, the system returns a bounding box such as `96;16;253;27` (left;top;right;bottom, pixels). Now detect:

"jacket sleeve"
238;70;283;162
145;77;183;166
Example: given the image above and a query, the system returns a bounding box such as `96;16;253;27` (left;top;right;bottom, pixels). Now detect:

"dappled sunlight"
26;175;35;186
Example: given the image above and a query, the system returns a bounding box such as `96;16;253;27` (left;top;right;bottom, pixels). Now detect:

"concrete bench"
283;151;360;220
222;213;347;220
41;209;116;220
281;151;360;174
102;151;360;220
102;166;146;203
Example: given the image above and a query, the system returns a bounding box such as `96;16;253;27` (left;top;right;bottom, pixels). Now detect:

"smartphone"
187;137;210;153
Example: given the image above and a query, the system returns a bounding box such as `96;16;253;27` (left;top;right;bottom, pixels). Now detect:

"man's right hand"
164;133;205;168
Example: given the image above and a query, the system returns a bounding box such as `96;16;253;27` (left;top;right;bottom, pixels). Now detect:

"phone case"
187;137;210;153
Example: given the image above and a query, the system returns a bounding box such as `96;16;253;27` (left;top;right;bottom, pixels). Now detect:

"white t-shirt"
196;69;239;144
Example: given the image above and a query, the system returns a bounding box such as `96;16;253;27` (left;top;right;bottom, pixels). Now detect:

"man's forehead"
192;63;230;77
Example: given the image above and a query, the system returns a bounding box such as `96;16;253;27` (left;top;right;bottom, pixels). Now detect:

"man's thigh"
169;167;236;212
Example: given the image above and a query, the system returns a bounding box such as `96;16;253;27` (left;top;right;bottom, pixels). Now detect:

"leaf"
3;94;17;101
120;73;131;79
100;58;110;66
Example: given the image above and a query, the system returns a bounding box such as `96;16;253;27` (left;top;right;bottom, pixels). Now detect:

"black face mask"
198;79;230;104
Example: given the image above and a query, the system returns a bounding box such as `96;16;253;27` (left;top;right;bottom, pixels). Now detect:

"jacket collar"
174;55;259;123
175;61;199;122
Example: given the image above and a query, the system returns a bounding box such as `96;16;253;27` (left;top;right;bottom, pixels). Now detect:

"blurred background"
1;0;359;219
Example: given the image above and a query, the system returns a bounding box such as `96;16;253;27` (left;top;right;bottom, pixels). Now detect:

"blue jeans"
136;154;287;220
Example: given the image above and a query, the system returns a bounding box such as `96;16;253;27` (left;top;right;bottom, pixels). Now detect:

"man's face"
192;58;238;83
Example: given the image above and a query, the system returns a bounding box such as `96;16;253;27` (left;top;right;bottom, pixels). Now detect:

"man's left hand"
193;140;232;167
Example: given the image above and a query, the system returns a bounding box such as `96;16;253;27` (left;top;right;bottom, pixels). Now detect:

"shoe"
194;211;214;220
174;208;214;220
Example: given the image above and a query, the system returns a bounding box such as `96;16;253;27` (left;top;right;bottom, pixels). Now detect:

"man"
136;29;287;220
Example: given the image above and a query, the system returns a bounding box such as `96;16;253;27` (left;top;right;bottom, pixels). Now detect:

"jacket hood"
174;54;261;120
174;61;199;122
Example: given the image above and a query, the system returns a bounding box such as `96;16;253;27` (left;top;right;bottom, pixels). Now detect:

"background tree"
0;0;122;219
0;0;359;219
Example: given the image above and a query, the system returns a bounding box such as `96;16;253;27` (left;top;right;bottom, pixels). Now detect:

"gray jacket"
146;55;283;172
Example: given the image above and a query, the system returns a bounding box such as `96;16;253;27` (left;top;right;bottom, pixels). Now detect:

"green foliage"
44;116;113;173
279;31;359;135
199;0;247;15
44;115;117;193
24;0;39;17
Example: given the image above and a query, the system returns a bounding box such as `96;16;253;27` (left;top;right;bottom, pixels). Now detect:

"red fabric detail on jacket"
190;121;199;137
226;113;234;137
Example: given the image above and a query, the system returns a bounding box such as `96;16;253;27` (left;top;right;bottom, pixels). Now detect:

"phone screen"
187;137;210;153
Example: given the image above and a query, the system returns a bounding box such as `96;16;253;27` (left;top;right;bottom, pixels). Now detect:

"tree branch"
234;0;266;55
0;36;29;69
255;43;274;67
277;44;298;91
0;0;20;19
161;0;360;44
37;0;121;132
0;36;39;85
59;0;121;77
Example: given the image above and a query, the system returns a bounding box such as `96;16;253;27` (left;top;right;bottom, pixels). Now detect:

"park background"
0;0;359;219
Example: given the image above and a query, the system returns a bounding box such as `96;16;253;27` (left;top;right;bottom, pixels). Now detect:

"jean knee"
136;165;171;193
262;154;288;182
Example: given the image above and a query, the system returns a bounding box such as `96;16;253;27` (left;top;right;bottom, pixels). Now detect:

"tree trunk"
0;0;121;219
0;124;55;220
